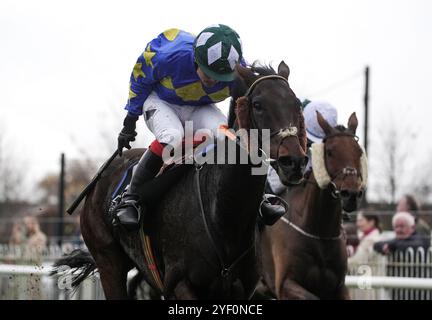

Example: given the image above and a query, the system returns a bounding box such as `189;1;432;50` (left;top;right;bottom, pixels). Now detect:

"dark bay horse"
259;112;367;299
53;62;307;299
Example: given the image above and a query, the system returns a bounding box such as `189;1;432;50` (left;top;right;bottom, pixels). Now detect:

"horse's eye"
326;149;333;157
253;101;261;109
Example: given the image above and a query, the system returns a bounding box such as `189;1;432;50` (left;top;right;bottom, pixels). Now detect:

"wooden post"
58;153;65;246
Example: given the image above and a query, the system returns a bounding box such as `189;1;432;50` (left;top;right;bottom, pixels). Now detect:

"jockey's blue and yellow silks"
125;28;235;116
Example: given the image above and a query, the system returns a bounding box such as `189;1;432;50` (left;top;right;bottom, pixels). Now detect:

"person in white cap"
303;99;338;144
266;99;338;194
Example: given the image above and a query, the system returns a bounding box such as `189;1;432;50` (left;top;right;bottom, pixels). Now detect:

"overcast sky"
1;0;431;202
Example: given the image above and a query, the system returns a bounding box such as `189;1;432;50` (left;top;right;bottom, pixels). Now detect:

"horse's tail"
50;249;97;290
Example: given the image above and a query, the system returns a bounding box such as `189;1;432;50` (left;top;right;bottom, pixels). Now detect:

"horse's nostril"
357;190;364;199
340;190;350;199
280;157;293;167
279;156;309;169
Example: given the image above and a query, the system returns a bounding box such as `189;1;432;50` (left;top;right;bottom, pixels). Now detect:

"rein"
270;188;343;241
280;216;343;241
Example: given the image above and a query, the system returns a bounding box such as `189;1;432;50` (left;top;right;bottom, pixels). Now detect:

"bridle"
279;132;364;241
242;75;303;163
323;132;364;199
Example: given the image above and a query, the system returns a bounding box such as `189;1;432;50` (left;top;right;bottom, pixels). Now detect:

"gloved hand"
117;114;139;156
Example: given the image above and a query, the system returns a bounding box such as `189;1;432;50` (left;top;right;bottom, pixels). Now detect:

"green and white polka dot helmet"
194;24;243;82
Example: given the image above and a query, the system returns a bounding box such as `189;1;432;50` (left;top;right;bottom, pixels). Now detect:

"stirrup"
259;194;289;226
110;193;142;231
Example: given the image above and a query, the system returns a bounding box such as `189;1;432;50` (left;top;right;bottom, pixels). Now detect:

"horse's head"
234;61;308;185
312;111;368;212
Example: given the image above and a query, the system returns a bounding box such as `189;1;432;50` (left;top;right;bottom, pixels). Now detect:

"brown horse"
259;111;367;299
52;62;308;299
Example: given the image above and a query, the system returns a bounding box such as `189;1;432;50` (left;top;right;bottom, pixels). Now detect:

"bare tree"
0;128;25;203
37;158;97;207
411;157;432;204
372;113;418;204
35;157;98;241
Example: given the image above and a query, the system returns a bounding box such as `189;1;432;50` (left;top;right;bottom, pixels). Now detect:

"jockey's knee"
157;128;184;147
156;129;183;162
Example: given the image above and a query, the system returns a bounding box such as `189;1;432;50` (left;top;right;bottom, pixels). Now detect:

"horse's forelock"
334;125;347;132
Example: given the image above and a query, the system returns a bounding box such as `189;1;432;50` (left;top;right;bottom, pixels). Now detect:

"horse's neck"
214;162;266;255
294;172;342;238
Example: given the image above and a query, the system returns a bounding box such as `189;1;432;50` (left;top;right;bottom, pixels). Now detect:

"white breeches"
142;92;227;146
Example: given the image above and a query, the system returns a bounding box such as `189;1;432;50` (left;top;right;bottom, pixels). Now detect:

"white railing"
346;276;432;289
0;263;105;300
1;247;432;300
0;243;84;264
347;246;432;300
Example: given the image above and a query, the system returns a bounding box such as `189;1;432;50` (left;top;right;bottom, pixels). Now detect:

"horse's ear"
235;64;256;88
278;61;290;79
347;112;358;134
316;111;334;136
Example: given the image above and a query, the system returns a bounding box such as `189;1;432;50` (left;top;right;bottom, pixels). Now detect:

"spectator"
374;212;430;255
22;216;47;299
396;194;431;238
6;220;27;265
23;216;47;261
348;213;382;300
348;213;381;265
9;220;26;246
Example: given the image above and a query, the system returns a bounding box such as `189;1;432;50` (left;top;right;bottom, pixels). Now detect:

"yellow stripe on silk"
163;28;180;41
161;76;175;90
175;81;206;102
208;87;230;102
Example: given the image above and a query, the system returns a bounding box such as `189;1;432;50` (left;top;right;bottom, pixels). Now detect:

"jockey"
266;100;338;195
115;24;243;230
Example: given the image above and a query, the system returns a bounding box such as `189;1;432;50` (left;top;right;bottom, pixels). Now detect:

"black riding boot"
115;149;163;230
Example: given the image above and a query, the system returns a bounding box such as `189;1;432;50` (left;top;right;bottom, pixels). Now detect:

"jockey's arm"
125;52;160;117
118;45;162;155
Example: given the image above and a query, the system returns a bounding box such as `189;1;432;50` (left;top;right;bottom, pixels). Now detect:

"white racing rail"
0;263;105;300
345;275;432;290
1;264;432;299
